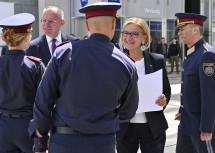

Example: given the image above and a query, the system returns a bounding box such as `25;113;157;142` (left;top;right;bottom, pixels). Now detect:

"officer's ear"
85;20;90;31
112;18;116;30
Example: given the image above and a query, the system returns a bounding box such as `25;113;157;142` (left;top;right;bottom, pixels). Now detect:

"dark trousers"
176;125;215;153
116;123;166;153
169;56;180;72
0;116;33;153
49;133;115;153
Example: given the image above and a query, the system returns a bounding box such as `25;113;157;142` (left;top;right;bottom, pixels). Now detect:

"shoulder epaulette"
187;46;195;56
56;41;71;48
203;43;209;51
27;56;42;62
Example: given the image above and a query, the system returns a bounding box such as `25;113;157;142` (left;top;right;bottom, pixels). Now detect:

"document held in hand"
136;69;163;113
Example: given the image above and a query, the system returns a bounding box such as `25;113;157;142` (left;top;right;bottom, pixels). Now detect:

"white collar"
46;33;62;43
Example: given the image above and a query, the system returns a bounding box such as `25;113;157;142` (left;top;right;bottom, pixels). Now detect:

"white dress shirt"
46;33;62;55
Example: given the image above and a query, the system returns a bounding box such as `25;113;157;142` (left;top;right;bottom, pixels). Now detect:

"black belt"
52;127;97;135
0;112;25;118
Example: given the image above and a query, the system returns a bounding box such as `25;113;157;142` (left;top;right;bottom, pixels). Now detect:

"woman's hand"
155;94;167;107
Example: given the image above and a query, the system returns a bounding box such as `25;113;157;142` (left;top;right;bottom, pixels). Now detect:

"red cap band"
85;9;116;19
179;18;204;25
3;25;32;33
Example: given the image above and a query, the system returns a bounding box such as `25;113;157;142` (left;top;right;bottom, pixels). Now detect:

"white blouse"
130;58;148;123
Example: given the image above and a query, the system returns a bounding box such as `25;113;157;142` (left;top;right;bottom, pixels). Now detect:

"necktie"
51;39;57;54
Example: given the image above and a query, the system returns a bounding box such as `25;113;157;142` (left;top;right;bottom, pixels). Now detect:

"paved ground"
164;64;181;153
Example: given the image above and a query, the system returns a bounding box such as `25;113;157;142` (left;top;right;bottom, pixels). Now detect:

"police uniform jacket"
180;38;215;136
28;33;139;136
117;51;171;139
26;34;77;66
0;50;45;116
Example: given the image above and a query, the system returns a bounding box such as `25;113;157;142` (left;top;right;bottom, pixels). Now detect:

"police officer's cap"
175;13;207;28
79;2;121;19
0;13;35;33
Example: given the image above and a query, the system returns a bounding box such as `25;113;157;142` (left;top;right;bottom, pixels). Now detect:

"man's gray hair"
43;6;64;20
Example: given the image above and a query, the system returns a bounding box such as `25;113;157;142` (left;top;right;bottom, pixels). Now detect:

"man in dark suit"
156;37;168;63
26;6;77;66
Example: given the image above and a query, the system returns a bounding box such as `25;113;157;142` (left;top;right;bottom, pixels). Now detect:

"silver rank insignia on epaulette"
187;46;195;56
203;63;214;76
203;43;209;52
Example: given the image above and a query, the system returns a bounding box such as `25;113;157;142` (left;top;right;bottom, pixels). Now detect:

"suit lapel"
143;51;154;74
40;35;51;65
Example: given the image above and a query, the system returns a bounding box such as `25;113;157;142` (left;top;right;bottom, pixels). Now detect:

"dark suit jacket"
117;51;171;139
156;43;168;55
26;34;77;66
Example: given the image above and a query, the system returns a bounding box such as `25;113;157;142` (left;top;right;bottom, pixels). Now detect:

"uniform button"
180;93;183;96
181;69;184;72
181;105;184;108
181;81;183;84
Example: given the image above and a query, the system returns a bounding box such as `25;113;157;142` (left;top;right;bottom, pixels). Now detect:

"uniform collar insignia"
187;46;195;56
203;63;215;76
203;43;209;51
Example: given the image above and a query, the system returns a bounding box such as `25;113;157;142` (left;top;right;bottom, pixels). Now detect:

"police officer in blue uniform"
0;13;45;153
28;2;139;153
174;13;215;153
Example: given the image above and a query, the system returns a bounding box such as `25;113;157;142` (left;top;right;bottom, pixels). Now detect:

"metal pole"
208;0;212;44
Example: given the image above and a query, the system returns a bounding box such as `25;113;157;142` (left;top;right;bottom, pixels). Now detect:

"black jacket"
117;51;171;139
156;43;168;55
168;43;182;58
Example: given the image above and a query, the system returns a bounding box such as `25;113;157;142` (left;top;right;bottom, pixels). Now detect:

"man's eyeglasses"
40;19;60;24
122;31;140;38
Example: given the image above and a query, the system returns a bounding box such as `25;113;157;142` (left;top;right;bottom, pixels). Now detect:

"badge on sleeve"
203;63;215;76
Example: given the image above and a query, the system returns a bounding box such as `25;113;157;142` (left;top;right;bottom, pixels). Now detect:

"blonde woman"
116;17;171;153
0;13;45;153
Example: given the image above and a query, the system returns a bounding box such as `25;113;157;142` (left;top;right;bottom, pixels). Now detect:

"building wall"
0;2;14;47
38;0;71;37
0;0;39;39
0;0;185;40
70;0;184;41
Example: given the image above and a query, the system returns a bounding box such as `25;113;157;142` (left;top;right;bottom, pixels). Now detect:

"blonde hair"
120;17;151;49
1;29;31;47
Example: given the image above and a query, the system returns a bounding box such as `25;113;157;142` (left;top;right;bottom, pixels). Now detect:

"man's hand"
200;132;213;141
35;130;43;138
33;130;48;153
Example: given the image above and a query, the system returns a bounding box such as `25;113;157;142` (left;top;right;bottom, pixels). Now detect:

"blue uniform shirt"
0;50;45;116
180;38;215;136
29;33;139;136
